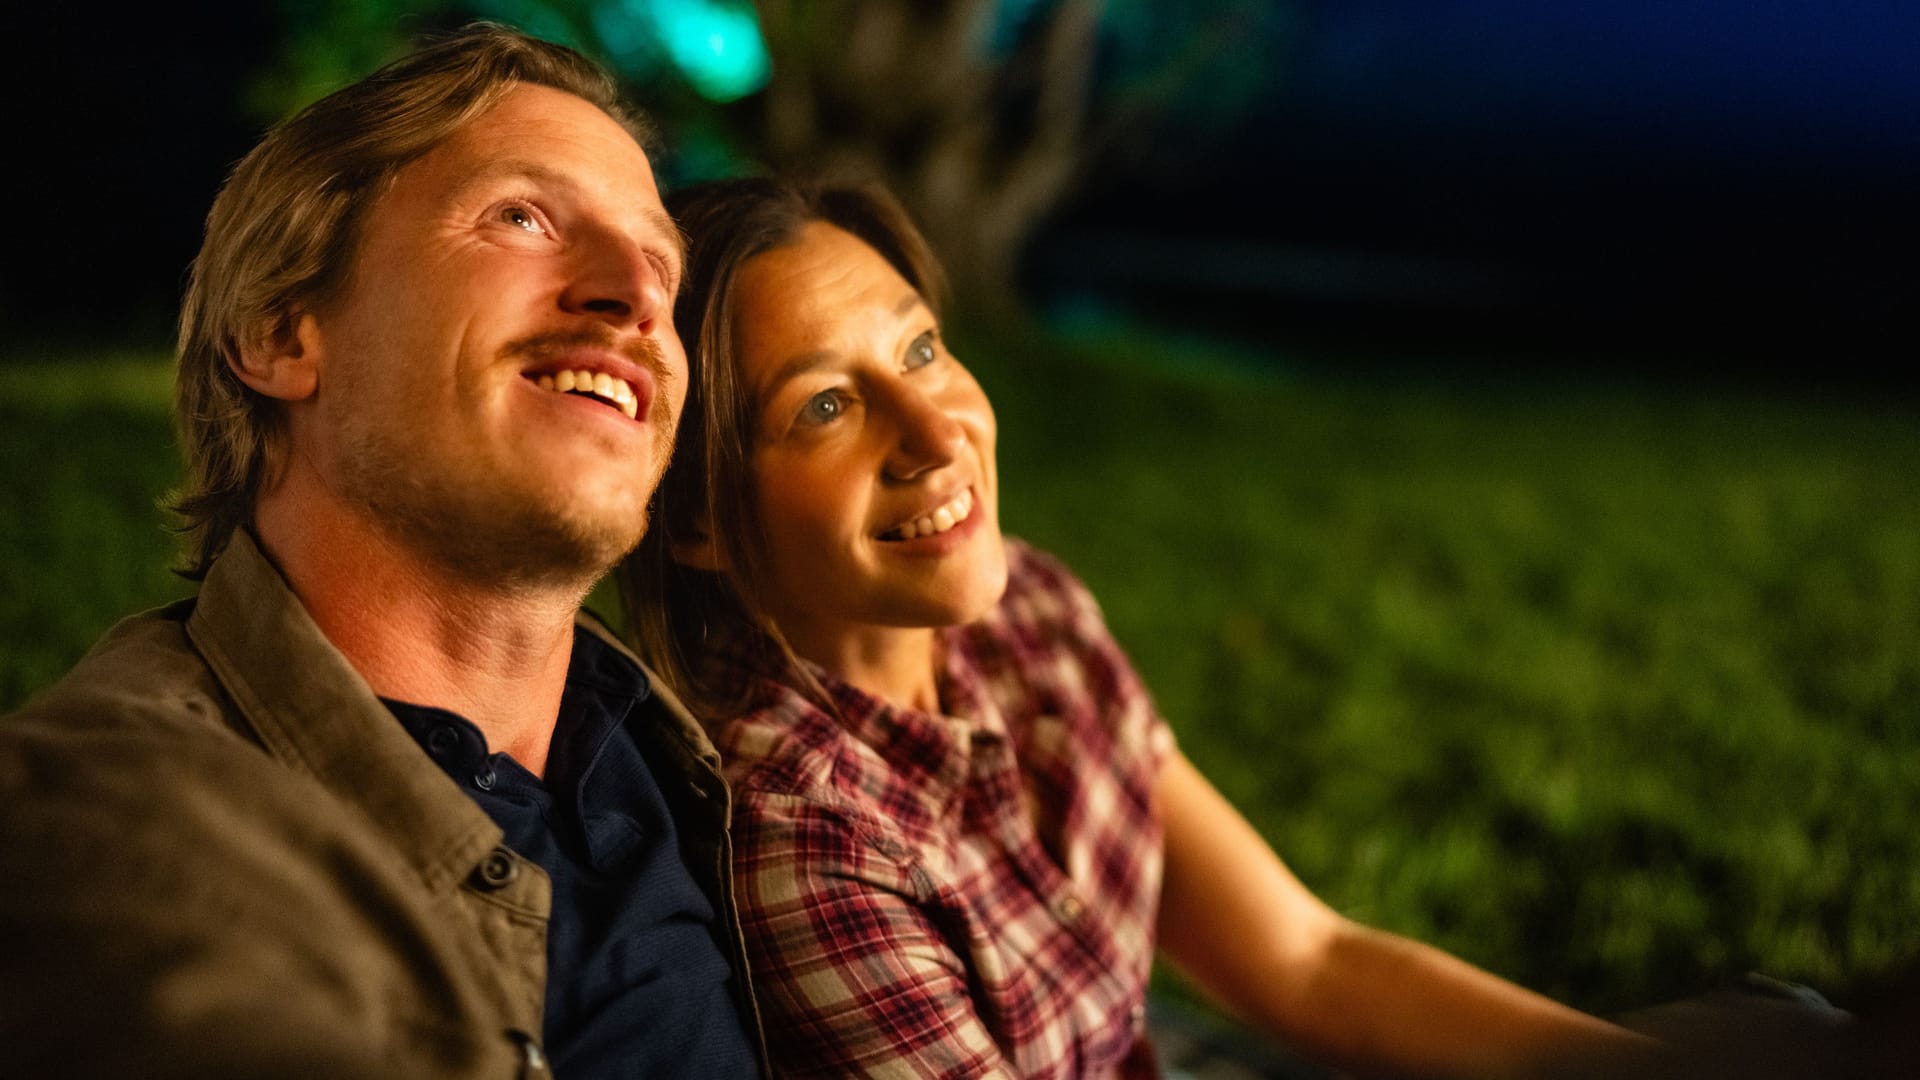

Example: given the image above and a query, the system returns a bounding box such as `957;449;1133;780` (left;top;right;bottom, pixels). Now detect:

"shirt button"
1130;1001;1147;1031
473;846;519;890
473;766;499;791
1056;893;1085;921
426;724;461;757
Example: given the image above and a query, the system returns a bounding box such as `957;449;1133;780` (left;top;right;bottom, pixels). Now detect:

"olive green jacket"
0;531;765;1078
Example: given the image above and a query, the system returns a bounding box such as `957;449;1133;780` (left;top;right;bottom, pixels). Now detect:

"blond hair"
171;22;650;578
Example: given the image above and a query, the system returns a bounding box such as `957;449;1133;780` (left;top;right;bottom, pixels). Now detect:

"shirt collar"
385;627;659;872
738;629;1013;825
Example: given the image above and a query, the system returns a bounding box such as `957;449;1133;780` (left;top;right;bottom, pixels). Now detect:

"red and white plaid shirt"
713;540;1176;1077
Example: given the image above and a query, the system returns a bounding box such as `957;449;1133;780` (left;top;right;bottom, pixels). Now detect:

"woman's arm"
1154;750;1654;1079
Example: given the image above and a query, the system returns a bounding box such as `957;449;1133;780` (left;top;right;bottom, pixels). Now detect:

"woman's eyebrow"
761;349;835;398
759;291;930;396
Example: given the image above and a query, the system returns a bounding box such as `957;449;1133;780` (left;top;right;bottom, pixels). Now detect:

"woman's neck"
786;621;943;714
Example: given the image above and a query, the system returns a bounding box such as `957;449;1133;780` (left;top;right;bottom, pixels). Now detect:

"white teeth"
534;368;639;419
889;488;974;540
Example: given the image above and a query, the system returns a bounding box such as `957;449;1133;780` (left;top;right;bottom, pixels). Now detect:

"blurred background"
4;0;1917;1061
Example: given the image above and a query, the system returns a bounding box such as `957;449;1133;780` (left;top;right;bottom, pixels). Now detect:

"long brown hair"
618;176;947;720
171;23;650;578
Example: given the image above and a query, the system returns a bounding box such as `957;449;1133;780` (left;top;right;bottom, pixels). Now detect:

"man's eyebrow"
447;159;571;200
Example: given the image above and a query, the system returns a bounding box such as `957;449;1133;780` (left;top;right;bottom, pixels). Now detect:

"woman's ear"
670;521;729;573
231;311;322;402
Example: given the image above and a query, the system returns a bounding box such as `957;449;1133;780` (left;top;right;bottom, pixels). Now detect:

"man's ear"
670;522;728;573
231;311;322;402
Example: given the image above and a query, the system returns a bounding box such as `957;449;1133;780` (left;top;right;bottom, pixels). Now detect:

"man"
0;25;762;1078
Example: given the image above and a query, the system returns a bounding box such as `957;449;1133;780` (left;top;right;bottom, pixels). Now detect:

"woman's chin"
941;537;1011;625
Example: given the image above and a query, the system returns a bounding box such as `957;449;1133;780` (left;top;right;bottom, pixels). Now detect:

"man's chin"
390;498;647;596
337;442;655;596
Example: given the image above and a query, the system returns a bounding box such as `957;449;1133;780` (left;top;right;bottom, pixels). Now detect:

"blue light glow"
650;0;770;102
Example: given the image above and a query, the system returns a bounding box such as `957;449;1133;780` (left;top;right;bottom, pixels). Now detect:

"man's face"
297;83;687;588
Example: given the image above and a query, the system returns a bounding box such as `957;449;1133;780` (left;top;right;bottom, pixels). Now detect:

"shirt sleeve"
731;789;1021;1080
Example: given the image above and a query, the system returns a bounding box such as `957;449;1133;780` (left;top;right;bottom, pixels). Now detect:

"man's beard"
340;441;655;595
324;328;677;595
332;409;670;597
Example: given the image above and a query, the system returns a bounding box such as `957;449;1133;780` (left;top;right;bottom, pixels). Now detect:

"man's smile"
532;368;642;419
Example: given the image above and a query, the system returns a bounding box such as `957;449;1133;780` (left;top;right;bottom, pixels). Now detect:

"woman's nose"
882;386;966;482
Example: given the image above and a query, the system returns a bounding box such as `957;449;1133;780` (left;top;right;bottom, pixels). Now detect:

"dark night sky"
7;2;1915;368
1039;2;1919;367
7;4;279;342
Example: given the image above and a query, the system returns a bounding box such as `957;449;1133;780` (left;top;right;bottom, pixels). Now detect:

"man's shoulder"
0;605;504;1079
4;597;251;747
0;596;323;842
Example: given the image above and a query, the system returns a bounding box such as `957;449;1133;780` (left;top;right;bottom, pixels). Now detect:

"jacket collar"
184;531;725;894
184;530;503;893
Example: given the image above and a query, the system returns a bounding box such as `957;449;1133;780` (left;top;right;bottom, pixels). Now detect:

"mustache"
504;327;672;385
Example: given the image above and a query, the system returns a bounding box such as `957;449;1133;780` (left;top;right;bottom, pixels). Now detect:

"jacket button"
473;846;519;890
509;1028;548;1077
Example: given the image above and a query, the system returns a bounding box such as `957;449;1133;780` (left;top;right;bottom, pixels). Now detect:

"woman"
620;177;1647;1078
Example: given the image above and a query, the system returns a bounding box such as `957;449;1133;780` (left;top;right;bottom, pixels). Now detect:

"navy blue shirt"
386;627;756;1078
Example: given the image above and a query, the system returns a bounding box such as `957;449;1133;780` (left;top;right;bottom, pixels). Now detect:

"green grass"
0;352;191;707
4;335;1917;1016
959;324;1920;1014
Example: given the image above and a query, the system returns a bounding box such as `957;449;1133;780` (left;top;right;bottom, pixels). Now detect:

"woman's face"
723;221;1007;655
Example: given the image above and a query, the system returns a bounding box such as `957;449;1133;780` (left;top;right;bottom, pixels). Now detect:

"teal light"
650;0;770;102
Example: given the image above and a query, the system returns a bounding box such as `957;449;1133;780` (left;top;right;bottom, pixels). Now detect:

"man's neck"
253;497;589;779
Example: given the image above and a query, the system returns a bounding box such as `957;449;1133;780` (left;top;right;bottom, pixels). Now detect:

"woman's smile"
877;486;976;542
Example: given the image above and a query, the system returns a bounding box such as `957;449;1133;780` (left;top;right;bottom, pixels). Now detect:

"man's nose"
559;227;671;333
882;384;966;482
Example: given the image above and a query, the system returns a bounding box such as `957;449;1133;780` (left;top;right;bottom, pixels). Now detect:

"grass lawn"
4;333;1916;1018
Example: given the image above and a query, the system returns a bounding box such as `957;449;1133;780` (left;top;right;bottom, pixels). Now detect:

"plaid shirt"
713;540;1175;1078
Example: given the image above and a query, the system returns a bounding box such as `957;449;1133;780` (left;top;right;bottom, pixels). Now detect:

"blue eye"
905;330;938;370
800;390;846;426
